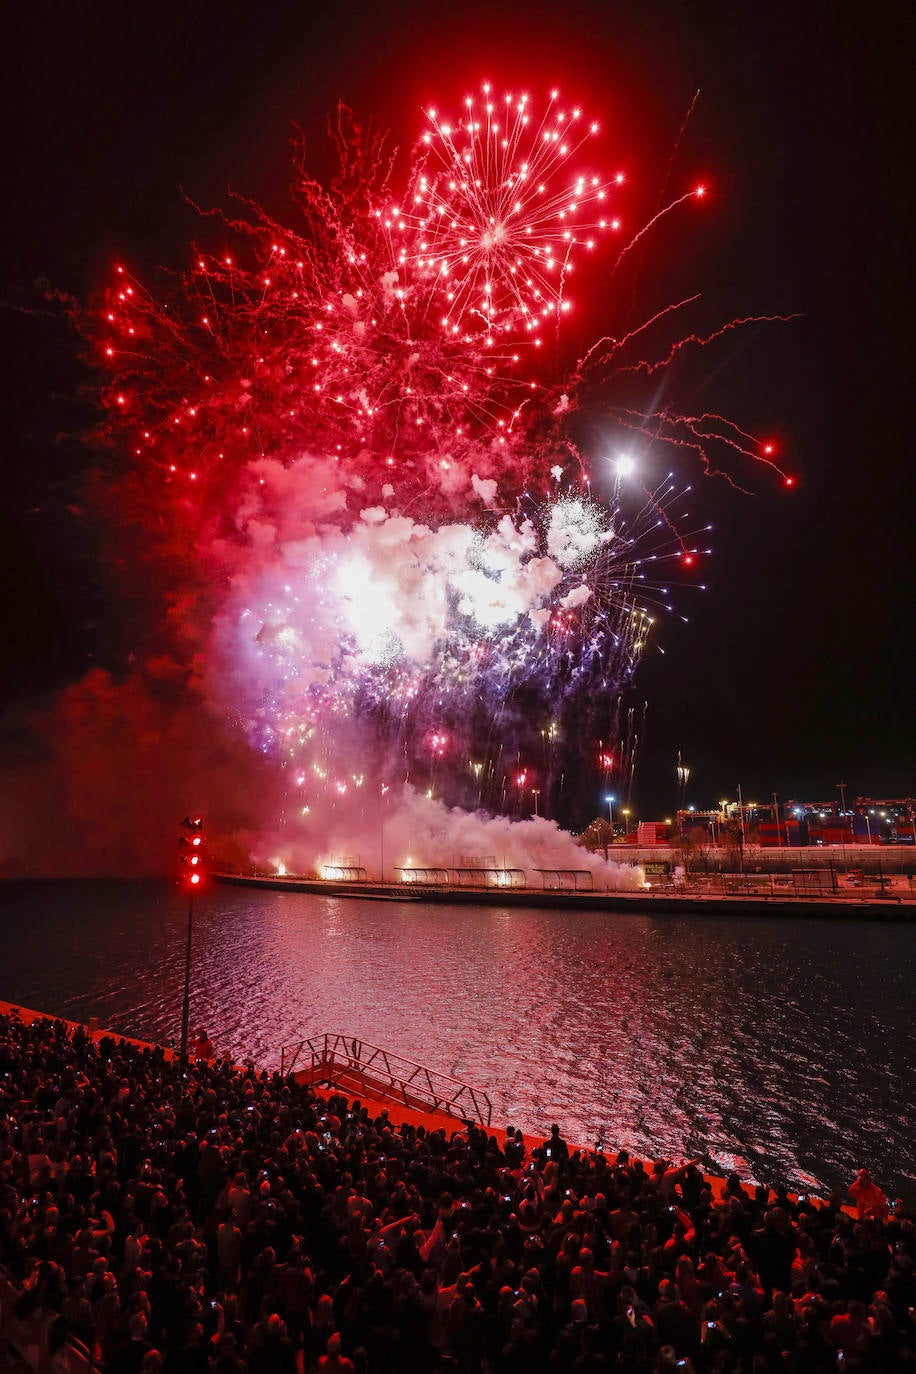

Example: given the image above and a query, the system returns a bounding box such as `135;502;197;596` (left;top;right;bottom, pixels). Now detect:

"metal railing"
675;870;843;897
279;1032;493;1127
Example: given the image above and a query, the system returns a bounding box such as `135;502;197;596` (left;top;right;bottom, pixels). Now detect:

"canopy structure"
395;867;450;885
533;868;595;891
451;867;527;888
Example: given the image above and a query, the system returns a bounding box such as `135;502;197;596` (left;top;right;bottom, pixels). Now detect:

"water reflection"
0;881;913;1202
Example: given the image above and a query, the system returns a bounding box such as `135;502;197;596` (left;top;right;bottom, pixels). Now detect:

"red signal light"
179;815;205;892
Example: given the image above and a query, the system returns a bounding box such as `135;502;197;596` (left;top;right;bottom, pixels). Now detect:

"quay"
214;869;916;918
0;1002;662;1182
0;999;480;1137
0;999;859;1219
0;999;783;1204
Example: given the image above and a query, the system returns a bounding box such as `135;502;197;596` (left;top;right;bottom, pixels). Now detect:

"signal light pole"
178;816;204;1069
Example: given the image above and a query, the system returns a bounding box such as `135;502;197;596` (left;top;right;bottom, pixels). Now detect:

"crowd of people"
1;1009;914;1374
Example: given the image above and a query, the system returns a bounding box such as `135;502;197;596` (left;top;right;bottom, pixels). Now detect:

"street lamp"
837;782;848;867
604;795;615;859
772;791;784;847
532;788;540;816
622;807;630;838
736;784;746;871
379;782;390;882
737;784;746;844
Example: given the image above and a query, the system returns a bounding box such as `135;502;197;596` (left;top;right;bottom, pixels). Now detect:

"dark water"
1;880;913;1204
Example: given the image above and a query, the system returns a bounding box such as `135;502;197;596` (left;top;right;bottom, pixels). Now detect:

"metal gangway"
279;1031;493;1128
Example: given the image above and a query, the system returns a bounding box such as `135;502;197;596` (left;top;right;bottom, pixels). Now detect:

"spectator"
317;1331;354;1372
546;1123;570;1165
0;1009;913;1374
848;1167;889;1220
653;1278;697;1361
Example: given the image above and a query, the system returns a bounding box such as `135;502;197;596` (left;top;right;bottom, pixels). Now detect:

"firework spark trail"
662;90;702;202
609;408;760;491
85;84;792;868
577;294;701;373
621;89;702;322
610;313;802;387
610;185;707;275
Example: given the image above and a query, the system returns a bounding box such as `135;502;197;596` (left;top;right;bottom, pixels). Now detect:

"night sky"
1;0;911;859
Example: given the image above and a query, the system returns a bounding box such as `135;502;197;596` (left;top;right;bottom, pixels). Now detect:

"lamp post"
177;816;204;1069
532;788;540;817
771;791;784;847
180;892;194;1069
736;784;746;844
622;807;630;839
837;782;848;868
379;782;390;883
605;795;615;860
736;784;746;872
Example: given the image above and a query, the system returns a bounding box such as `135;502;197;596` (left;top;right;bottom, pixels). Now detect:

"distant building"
637;820;670;846
583;795;916;851
671;797;915;847
851;797;916;845
783;802;850;847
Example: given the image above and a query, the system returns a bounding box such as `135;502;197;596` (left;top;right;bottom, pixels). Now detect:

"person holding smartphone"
546;1122;570;1165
